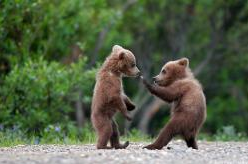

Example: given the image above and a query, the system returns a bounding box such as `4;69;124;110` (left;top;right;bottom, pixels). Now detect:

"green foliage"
199;125;248;141
0;57;96;134
0;0;115;64
214;125;247;141
0;123;97;147
1;125;247;147
0;126;148;147
123;129;152;142
40;123;96;144
0;128;27;147
0;0;248;141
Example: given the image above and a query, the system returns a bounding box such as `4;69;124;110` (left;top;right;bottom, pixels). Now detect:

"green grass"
122;129;152;143
0;128;152;147
198;126;248;142
0;131;95;147
0;129;151;147
0;124;96;147
0;125;247;147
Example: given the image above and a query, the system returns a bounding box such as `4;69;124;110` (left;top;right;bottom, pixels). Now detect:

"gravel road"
0;140;247;164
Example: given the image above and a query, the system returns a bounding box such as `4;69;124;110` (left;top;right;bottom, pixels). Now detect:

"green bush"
214;125;247;141
0;0;115;64
0;57;96;134
0;122;96;146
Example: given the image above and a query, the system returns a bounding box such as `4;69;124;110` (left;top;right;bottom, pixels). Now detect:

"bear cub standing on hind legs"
91;45;141;149
141;58;206;150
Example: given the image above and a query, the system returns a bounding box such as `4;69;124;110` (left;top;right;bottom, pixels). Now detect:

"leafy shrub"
0;0;115;64
0;122;96;146
0;57;96;134
214;125;247;141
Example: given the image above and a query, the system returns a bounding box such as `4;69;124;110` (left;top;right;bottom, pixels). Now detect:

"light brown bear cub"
141;58;206;150
91;45;140;149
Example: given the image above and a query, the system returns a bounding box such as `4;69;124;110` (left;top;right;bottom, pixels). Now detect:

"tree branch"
194;16;218;76
89;0;138;67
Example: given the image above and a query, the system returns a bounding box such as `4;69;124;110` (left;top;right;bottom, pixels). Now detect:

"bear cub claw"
140;76;148;85
114;141;129;149
143;144;163;150
140;76;152;90
126;103;136;111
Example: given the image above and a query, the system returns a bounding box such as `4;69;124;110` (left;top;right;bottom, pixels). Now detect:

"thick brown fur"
91;45;140;149
141;58;206;150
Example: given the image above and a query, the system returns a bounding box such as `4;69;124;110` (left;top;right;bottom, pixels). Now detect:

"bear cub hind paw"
113;141;129;149
143;144;163;150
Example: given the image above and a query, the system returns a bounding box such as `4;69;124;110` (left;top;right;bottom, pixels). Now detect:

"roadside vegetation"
0;124;247;147
1;0;248;147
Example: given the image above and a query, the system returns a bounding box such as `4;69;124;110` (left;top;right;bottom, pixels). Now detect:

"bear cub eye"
162;69;166;74
131;63;136;68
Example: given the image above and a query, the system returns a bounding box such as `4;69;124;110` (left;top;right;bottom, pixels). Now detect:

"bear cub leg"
96;120;113;149
110;119;129;149
185;136;198;149
143;118;178;150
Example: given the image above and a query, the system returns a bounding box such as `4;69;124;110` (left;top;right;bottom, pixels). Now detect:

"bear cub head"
153;58;192;86
111;45;141;77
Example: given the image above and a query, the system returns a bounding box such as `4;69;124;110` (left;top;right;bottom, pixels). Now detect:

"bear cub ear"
112;45;123;53
178;58;189;67
119;52;125;60
112;45;125;60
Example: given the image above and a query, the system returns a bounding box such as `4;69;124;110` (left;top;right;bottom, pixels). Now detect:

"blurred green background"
0;0;248;144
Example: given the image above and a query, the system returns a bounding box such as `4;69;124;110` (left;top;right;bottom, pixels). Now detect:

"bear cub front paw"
126;103;136;111
140;76;152;89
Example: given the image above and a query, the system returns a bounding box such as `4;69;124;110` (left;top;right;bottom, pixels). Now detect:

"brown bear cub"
91;45;141;149
141;58;206;150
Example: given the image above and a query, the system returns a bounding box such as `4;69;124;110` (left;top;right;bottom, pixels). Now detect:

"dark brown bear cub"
141;58;206;150
91;45;140;149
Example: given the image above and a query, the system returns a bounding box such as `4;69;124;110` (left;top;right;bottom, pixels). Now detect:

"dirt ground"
0;140;247;164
